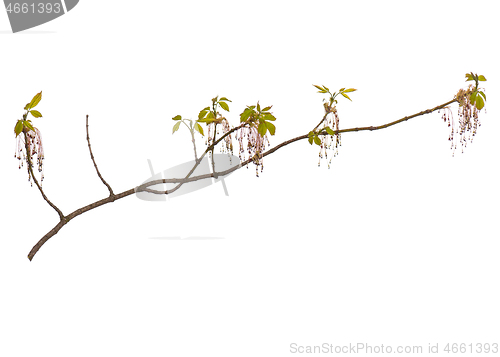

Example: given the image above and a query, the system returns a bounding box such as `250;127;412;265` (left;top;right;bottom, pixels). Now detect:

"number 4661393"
6;2;61;14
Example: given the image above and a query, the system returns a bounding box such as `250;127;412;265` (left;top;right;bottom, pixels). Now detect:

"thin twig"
312;112;329;132
23;131;65;221
190;129;198;161
211;123;218;178
86;115;115;198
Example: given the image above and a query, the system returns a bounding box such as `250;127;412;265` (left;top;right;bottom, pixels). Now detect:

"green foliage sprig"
313;84;357;105
197;95;232;124
465;72;487;110
308;85;357;146
239;101;277;136
14;91;43;137
171;115;204;136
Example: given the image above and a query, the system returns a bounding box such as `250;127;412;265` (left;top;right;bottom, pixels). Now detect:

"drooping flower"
15;126;44;185
236;122;270;176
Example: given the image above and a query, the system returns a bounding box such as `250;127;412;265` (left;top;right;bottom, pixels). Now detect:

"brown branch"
137;98;458;193
312;111;329;132
86;115;115;198
24;131;65;221
318;98;458;135
27;98;457;260
27;188;135;261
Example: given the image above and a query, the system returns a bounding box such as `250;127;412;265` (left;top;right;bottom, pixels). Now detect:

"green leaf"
172;115;182;121
23;120;35;132
470;91;477;105
195;123;204;136
262;113;276;121
341;92;352;101
478;91;486;101
197;117;215;124
313;135;321;146
206;111;215;120
172;121;181;134
257;102;261;112
199;110;209;119
475;95;485;110
343;88;357;93
14;120;24;137
30;110;42;118
478;75;487;81
240;108;253;122
258;122;267;136
465;73;475;82
308;136;313;145
219;97;232;102
219;101;230;112
265;121;276;135
27;91;42;110
313;84;328;93
325;127;335;136
339;88;345;92
262;106;272;111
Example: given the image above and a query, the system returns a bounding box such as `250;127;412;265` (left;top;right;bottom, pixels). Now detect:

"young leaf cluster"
171;115;204;136
171;96;234;136
465;72;487;110
308;85;357;146
14;91;43;137
313;84;357;107
239;102;276;136
308;127;336;146
197;96;232;124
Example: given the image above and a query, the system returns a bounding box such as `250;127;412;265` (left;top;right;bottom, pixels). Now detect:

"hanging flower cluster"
236;102;276;177
15;127;45;184
236;122;270;176
14;91;45;186
440;74;487;156
317;104;341;169
309;85;357;169
206;117;234;156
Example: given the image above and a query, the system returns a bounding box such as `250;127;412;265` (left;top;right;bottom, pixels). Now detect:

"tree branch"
86;115;115;198
27;97;457;260
136;97;458;193
23;131;65;221
27;188;135;261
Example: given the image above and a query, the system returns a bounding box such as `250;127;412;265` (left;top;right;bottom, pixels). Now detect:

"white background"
1;1;498;356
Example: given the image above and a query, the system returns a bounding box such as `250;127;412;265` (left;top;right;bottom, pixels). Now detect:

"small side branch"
86;115;115;198
24;132;65;221
190;129;198;161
